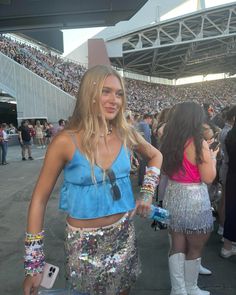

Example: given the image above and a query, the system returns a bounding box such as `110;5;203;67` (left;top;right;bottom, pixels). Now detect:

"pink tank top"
170;139;201;183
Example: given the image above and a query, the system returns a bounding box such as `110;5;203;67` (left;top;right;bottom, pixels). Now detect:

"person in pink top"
161;102;219;295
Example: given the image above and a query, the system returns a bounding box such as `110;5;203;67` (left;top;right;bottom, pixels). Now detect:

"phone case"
210;141;220;151
40;263;59;289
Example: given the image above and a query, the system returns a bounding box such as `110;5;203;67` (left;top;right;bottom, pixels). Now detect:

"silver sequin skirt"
65;214;141;295
163;180;213;234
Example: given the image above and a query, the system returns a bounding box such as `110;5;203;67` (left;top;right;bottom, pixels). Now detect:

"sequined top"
170;138;201;183
59;142;135;219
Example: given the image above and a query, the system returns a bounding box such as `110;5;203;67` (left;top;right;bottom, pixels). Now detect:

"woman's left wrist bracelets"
140;166;160;201
24;230;45;276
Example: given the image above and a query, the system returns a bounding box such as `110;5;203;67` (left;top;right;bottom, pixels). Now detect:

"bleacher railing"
0;51;76;124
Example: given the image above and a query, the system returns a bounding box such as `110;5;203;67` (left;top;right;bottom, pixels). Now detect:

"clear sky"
62;27;105;56
62;0;235;56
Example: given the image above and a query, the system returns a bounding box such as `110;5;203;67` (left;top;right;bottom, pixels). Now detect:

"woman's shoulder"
53;129;83;147
52;129;73;142
48;130;79;161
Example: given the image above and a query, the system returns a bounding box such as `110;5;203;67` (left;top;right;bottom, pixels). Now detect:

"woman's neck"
99;122;113;137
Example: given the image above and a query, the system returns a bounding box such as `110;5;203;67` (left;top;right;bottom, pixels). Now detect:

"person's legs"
37;138;41;147
23;144;32;159
0;143;4;163
223;238;233;250
39;138;44;147
221;174;236;257
1;142;7;164
221;238;236;258
217;185;225;234
168;231;187;295
22;144;26;159
169;231;187;255
186;232;210;260
4;142;8;163
26;144;33;158
185;233;211;295
218;163;228;235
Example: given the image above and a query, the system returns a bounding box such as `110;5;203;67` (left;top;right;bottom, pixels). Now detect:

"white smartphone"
40;263;59;289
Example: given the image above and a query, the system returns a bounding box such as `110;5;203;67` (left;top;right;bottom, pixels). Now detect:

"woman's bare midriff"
66;212;126;228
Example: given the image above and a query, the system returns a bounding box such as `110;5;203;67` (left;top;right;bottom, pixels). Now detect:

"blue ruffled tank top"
59;134;135;219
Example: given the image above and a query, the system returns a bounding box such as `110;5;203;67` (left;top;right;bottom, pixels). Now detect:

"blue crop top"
59;135;135;219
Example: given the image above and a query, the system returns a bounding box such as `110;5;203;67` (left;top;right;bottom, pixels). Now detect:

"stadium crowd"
126;78;236;115
0;34;236;116
0;34;86;96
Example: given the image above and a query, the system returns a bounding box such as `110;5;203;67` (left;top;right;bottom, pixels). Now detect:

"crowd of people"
1;34;236;115
126;78;236;115
0;34;86;96
0;119;66;164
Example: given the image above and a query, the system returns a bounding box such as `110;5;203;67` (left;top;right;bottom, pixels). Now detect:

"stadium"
0;0;236;127
1;2;236;295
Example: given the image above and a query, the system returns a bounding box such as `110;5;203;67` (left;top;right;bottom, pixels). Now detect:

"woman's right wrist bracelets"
24;230;45;276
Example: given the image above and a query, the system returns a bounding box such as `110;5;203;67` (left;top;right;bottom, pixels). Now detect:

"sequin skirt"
163;180;213;234
65;214;140;295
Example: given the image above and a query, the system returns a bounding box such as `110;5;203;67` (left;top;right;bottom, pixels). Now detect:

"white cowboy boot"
199;264;212;275
169;253;188;295
185;258;210;295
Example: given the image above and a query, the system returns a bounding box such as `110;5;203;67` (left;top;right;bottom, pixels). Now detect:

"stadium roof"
0;0;148;32
107;2;236;80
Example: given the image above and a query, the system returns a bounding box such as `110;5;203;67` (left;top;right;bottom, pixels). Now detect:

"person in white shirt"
0;123;9;165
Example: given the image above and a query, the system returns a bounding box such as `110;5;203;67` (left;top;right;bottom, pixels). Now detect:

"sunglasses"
106;169;121;201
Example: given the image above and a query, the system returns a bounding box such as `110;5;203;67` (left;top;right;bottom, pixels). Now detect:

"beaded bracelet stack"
140;167;160;201
24;230;45;276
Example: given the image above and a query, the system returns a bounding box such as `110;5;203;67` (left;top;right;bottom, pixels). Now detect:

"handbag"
208;181;222;204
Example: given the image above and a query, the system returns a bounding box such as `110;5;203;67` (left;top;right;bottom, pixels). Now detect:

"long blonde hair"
67;65;143;169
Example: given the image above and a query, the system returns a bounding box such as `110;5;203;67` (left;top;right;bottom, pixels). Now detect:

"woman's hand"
23;273;43;295
210;146;220;159
131;195;152;218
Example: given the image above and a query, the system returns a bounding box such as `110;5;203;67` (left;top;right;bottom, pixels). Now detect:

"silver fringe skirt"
163;180;213;234
65;214;140;295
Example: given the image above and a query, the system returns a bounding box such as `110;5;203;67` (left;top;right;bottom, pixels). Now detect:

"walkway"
0;145;235;294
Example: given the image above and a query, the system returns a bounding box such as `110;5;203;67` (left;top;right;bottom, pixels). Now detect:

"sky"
62;27;105;56
62;0;235;56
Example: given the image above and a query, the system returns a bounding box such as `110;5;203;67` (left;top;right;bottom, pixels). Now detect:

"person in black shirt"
18;120;33;160
221;106;236;258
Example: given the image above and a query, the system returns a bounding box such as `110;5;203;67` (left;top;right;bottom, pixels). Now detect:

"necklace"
107;124;113;135
99;124;113;137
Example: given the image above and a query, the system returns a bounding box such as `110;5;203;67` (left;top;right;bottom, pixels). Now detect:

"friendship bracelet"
140;166;160;201
146;166;161;175
24;231;45;276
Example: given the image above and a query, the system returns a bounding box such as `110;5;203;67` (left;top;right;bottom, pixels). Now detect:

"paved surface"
0;145;235;295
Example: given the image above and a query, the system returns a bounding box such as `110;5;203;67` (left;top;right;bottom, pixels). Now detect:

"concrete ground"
0;145;235;295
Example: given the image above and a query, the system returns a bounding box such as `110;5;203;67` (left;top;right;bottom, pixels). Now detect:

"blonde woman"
35;120;44;148
23;65;162;295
